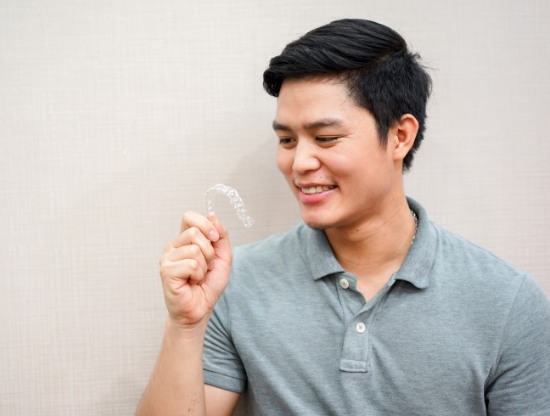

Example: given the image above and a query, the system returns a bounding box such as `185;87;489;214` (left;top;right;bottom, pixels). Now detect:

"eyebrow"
272;117;344;132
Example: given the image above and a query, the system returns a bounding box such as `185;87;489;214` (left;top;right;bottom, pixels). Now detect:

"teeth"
301;186;333;194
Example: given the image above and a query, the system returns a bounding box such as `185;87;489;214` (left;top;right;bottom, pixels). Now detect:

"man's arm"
485;275;550;415
136;212;239;416
136;319;239;416
205;385;240;416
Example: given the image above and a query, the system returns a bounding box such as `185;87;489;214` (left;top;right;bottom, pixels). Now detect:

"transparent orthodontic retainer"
204;184;254;228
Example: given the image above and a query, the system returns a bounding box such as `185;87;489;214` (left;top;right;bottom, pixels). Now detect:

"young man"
137;19;550;415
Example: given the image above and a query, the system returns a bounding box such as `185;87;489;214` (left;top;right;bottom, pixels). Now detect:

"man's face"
273;77;402;231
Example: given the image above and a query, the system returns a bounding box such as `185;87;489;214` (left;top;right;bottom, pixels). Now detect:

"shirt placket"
336;273;386;373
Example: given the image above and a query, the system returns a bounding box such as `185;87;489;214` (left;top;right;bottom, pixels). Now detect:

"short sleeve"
485;274;550;415
203;292;247;393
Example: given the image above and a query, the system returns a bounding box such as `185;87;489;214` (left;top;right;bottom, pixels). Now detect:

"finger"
160;258;206;285
180;211;220;242
200;214;233;299
162;244;209;275
170;227;215;264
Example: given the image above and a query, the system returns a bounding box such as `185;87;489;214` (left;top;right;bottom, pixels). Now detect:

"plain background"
1;0;549;414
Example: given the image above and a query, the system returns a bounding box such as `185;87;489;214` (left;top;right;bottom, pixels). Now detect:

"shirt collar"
303;226;345;280
393;197;437;289
302;197;437;290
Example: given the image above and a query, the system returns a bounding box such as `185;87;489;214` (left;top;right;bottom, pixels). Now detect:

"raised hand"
159;212;232;328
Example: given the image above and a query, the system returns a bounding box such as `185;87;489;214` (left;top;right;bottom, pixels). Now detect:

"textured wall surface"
1;0;548;414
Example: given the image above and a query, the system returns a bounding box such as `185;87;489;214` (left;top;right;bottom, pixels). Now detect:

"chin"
304;221;326;231
301;210;353;231
301;214;332;230
300;207;340;230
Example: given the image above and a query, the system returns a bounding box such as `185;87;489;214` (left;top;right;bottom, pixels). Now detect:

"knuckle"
187;226;201;239
159;251;169;266
159;263;170;279
188;259;199;271
189;244;201;256
182;210;194;219
162;243;172;254
180;211;196;229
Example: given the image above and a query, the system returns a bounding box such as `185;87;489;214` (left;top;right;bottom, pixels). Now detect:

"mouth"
299;185;336;195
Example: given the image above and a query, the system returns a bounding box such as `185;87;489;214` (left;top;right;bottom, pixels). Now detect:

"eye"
316;136;340;145
278;137;296;148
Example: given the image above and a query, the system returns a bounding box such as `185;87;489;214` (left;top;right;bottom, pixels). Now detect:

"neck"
325;199;416;298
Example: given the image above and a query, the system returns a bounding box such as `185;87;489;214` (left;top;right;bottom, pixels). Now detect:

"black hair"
263;19;432;171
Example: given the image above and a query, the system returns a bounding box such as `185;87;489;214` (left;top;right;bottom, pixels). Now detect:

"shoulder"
409;198;535;300
430;221;529;288
421;220;549;330
419;220;549;333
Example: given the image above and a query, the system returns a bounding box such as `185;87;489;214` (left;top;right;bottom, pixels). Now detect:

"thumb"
208;213;232;264
204;214;232;299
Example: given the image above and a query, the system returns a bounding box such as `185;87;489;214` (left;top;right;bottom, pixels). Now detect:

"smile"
300;185;335;194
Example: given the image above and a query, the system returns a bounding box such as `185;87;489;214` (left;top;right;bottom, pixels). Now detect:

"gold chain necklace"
410;210;418;245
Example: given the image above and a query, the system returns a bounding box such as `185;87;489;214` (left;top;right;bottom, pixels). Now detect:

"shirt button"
356;322;366;333
339;278;350;289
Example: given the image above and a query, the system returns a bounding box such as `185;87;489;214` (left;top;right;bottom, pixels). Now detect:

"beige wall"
1;0;548;414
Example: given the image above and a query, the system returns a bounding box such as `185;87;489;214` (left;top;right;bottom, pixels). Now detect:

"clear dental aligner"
204;184;255;228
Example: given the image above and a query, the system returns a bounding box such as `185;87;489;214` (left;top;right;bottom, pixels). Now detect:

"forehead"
274;78;372;129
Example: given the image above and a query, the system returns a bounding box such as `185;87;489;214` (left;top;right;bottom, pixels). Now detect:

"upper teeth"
301;186;333;194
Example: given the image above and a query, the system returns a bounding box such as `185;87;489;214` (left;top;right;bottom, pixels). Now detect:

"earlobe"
392;114;419;160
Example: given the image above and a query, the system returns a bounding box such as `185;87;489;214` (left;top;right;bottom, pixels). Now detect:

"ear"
389;114;419;163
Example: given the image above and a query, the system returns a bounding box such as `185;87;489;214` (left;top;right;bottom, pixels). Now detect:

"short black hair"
263;19;432;171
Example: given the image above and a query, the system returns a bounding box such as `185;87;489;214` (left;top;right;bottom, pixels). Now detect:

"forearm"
136;318;208;416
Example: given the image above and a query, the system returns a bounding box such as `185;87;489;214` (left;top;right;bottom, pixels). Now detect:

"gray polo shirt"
203;198;550;415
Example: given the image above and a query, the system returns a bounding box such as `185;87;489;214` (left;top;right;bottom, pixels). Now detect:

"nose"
292;139;321;173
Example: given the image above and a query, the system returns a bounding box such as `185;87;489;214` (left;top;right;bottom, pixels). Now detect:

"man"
137;19;550;415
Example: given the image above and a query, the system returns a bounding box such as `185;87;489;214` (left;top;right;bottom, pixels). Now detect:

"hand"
159;212;232;328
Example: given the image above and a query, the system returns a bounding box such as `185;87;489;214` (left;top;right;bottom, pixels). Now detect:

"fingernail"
209;229;219;242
